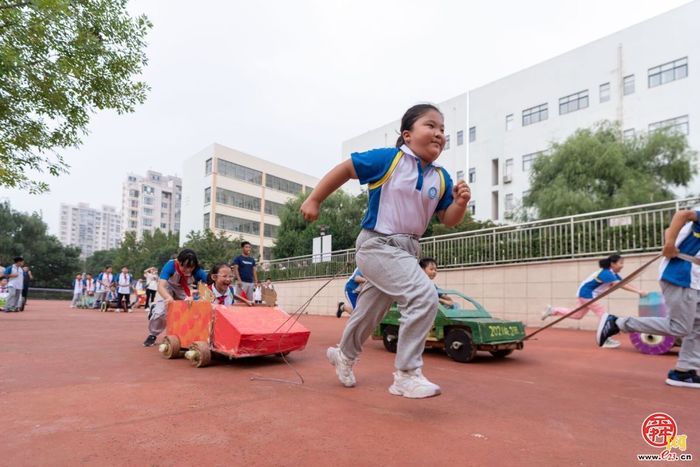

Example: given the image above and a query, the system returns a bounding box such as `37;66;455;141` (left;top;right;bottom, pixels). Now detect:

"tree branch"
0;1;32;9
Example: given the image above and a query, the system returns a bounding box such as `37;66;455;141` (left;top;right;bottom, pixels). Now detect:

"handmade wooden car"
373;289;525;363
159;300;310;368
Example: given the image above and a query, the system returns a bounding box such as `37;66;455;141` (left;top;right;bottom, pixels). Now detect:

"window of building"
216;188;261;211
161;202;168;208
599;82;610;103
143;218;152;227
623;128;636;140
649;115;689;135
468;168;476;184
215;214;260;235
648;57;688;88
130;200;138;208
505;114;514;131
504;159;513;183
143;185;154;195
160;223;167;229
143;197;154;206
264;224;279;238
129;189;139;198
522;103;548;126
265;174;303;195
522;151;542;171
505;194;514;212
559;90;589;115
456;170;464;181
203;213;210;230
204;187;211;204
129;220;137;228
218;159;262;185
468;127;475;143
130;210;137;218
468;200;475;216
128;176;137;182
205;158;212;176
264;200;285;216
143;208;153;215
150;174;161;182
445;135;450;150
623;75;635;95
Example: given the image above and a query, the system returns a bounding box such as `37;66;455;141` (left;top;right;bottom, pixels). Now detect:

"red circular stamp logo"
641;413;677;448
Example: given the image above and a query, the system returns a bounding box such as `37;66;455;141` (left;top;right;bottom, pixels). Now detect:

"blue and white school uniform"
343;268;364;309
339;145;455;371
619;208;700;370
210;285;237;306
147;260;208;337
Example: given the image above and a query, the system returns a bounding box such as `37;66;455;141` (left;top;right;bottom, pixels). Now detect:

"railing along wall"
264;197;700;281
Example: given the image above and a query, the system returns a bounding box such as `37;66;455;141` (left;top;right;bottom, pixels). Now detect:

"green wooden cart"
372;289;526;363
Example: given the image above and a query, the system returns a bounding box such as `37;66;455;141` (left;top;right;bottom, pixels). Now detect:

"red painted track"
1;301;697;466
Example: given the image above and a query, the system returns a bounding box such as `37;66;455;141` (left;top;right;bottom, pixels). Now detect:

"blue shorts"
344;288;358;309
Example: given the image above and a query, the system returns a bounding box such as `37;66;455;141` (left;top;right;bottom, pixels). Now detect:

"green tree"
0;0;151;193
183;229;243;270
0;201;80;287
525;122;697;218
273;191;366;258
96;230;179;278
427;214;497;237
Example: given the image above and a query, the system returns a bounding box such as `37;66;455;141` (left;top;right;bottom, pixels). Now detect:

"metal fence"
265;197;700;281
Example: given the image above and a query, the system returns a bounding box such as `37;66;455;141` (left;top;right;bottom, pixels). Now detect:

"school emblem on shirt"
428;186;438;199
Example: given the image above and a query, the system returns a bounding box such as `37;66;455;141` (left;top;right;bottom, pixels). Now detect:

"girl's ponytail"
599;254;622;269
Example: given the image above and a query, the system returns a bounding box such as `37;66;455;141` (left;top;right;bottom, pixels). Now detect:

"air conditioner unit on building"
503;175;512;183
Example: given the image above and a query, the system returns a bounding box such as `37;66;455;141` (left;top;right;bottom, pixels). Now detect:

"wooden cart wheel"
382;325;399;353
160;335;181;359
489;349;513;359
445;328;477;363
189;341;211;368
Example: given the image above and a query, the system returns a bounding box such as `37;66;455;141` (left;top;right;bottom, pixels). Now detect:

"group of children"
71;266;159;312
141;246;278;347
303;103;699;397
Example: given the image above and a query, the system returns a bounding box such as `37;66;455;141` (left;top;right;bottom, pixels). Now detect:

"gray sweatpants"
618;281;700;370
6;289;22;310
339;229;438;372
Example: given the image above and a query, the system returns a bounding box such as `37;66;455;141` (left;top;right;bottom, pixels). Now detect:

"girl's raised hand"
452;180;471;207
300;198;320;221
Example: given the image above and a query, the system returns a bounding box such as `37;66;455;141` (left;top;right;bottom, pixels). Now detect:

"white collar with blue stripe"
400;144;443;191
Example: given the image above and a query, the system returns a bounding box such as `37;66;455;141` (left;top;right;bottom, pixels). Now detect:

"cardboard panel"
165;301;213;348
212;305;310;357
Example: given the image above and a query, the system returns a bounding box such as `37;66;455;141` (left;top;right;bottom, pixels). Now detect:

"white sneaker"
326;346;356;387
602;338;621;349
541;305;553;321
388;368;441;399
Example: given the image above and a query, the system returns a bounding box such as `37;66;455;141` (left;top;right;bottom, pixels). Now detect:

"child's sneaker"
143;335;157;347
326;346;356;387
602;338;621;348
388;368;441;399
665;369;700;388
541;305;553;320
596;313;620;346
336;301;344;318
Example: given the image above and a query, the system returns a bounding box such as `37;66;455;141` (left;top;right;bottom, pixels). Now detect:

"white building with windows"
59;203;121;259
121;171;182;240
180;143;319;260
343;1;699;222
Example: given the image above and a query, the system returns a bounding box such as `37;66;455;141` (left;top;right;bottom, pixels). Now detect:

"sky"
0;0;692;236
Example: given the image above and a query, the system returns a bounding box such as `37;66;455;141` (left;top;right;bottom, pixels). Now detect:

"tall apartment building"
59;203;122;259
121;171;182;240
343;1;699;222
180;143;319;260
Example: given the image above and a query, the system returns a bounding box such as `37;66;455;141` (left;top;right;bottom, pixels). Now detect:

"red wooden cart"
158;301;310;368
